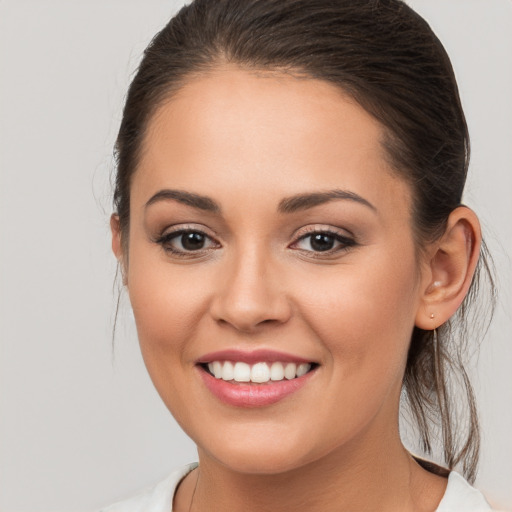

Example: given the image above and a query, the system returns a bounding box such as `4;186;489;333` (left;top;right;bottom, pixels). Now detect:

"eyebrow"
145;189;221;213
278;189;377;214
144;188;376;215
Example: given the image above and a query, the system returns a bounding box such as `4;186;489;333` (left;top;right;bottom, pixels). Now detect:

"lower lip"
198;367;315;408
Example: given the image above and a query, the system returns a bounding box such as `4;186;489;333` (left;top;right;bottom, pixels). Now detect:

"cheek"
125;251;218;427
126;248;214;360
296;251;420;379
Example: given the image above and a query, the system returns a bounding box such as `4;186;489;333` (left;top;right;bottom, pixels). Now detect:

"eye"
291;229;356;255
156;228;219;256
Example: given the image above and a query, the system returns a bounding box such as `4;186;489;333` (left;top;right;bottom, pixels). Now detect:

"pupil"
311;234;334;252
181;232;205;250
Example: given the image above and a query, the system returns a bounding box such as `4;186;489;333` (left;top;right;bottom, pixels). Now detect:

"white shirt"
100;463;493;512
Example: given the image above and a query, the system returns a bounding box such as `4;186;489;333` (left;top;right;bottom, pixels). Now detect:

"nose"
209;248;292;333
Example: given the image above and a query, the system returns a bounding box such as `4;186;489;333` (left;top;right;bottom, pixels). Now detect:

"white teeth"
251;362;271;383
212;361;223;379
296;363;310;377
233;362;251;382
207;361;313;383
222;361;234;381
284;363;297;380
270;362;285;381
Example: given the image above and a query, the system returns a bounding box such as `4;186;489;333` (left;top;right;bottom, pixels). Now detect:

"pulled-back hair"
113;0;495;482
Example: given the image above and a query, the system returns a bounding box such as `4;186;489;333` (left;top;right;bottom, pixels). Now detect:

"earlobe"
110;214;128;286
415;207;481;330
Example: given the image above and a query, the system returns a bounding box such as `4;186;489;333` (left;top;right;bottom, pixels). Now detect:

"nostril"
213;308;288;333
209;273;293;331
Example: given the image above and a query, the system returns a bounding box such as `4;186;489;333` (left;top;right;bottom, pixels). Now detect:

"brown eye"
157;229;219;255
292;230;356;254
309;233;336;252
180;232;206;251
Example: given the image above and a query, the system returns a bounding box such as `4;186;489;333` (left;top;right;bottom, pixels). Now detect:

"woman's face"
121;67;430;474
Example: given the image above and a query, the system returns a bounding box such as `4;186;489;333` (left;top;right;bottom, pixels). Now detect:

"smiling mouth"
201;361;318;384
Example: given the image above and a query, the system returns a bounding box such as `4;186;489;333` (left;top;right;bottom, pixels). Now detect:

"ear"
110;214;128;286
415;206;481;329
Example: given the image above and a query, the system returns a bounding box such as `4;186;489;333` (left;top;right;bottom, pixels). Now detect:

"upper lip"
196;349;315;365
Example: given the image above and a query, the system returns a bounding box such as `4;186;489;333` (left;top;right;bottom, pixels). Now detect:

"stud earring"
430;313;435;319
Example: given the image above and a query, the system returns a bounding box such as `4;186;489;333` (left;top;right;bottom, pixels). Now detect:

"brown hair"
113;0;495;482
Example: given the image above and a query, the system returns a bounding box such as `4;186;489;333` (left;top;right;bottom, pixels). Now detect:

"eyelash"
155;227;220;258
155;226;357;259
290;228;357;257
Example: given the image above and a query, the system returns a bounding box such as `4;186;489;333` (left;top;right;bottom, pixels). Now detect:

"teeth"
207;361;312;383
296;363;310;377
270;361;285;381
213;361;223;379
222;361;234;381
284;363;297;380
233;362;251;382
251;362;270;383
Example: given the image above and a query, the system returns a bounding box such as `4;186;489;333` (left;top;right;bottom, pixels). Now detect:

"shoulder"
436;471;493;512
98;463;198;512
98;464;494;512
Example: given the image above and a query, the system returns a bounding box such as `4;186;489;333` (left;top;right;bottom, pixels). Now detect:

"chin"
208;445;313;475
194;422;332;476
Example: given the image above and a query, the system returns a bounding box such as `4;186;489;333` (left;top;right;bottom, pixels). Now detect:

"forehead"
133;66;411;215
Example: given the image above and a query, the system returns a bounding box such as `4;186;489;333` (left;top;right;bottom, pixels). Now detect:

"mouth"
196;350;319;407
201;360;317;383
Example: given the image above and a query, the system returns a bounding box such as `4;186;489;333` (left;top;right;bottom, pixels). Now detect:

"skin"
111;66;481;511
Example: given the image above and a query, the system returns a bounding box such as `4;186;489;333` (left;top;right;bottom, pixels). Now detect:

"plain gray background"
0;1;511;510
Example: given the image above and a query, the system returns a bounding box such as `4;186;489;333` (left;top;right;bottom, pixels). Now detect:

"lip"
198;365;316;408
196;348;314;365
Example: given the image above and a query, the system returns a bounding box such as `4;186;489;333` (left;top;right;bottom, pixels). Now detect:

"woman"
104;0;495;510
